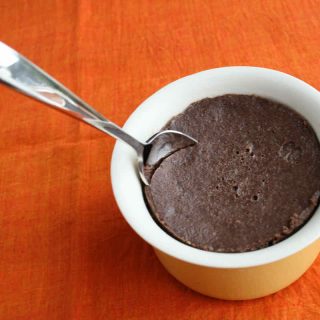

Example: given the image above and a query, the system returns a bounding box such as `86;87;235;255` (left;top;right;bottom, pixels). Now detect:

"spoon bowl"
141;129;197;184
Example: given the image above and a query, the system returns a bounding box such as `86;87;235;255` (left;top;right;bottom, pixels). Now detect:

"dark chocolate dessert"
144;94;320;253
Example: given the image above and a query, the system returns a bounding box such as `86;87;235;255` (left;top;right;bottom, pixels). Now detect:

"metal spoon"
0;42;197;185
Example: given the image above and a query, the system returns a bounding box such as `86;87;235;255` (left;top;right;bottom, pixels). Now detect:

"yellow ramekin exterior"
154;239;320;300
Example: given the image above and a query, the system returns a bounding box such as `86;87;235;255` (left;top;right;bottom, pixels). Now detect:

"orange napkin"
0;0;319;319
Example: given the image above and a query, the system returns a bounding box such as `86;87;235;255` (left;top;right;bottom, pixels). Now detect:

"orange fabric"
0;0;320;319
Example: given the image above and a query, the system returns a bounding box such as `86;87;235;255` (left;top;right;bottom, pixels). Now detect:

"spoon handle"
0;42;144;153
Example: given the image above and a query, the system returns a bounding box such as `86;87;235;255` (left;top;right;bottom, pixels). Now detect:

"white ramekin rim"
111;66;320;269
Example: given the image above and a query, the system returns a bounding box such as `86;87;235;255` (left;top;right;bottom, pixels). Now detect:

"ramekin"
111;67;320;300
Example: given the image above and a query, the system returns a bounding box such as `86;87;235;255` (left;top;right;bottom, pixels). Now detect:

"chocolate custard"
144;95;320;253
